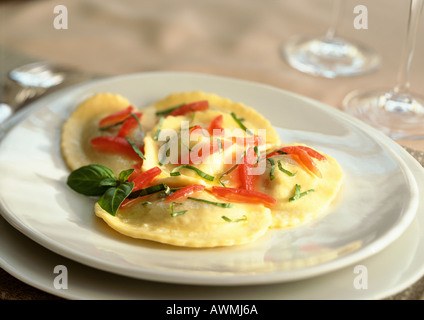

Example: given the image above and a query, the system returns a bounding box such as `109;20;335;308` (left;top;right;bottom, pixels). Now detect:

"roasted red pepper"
166;100;209;117
90;136;141;159
266;145;325;178
117;112;142;138
130;166;162;191
164;184;205;202
211;186;276;208
98;106;134;129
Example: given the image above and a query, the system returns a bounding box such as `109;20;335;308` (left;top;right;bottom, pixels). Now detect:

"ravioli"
61;93;143;175
256;144;344;228
62;91;344;248
94;190;272;247
143;91;281;147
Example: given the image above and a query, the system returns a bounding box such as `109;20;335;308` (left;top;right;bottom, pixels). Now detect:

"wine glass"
342;0;424;140
281;0;380;78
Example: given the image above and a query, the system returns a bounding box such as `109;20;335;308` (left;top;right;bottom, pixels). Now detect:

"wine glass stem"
325;0;344;40
393;0;424;97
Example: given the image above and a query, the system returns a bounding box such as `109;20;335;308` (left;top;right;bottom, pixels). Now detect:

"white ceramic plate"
1;145;422;300
0;72;419;286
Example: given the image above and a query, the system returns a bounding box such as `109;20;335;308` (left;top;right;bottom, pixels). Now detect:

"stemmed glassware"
281;0;380;78
342;0;424;140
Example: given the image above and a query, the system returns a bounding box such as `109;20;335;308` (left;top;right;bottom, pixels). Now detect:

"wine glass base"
342;89;424;140
281;35;380;78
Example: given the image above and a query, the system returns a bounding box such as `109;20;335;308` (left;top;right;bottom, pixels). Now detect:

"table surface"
1;0;424;300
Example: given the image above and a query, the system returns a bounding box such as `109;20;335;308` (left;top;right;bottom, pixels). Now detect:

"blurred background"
1;0;423;110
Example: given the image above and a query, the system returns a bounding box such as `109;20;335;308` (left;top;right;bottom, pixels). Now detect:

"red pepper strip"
117;112;142;138
231;135;262;147
189;125;204;134
267;146;323;178
164;184;206;203
130;167;162;191
208;114;224;135
90;136;141;159
166;100;209;117
238;147;256;191
189;139;222;164
282;146;326;161
266;146;326;161
98;106;134;128
211;186;276;208
128;161;143;180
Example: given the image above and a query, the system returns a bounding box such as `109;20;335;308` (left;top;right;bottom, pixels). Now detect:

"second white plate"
0;72;419;285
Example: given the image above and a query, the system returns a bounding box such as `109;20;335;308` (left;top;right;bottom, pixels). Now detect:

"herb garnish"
125;136;146;160
187;197;233;208
170;202;188;217
67;164;135;216
153;116;164;141
277;160;296;176
231;112;253;135
218;163;239;187
267;158;276;180
127;183;170;199
221;215;247;223
155;104;184;117
289;184;314;202
170;165;214;181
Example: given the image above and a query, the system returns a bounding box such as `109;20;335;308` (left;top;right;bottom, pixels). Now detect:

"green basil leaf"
98;181;134;216
67;164;117;196
118;168;135;182
99;178;119;188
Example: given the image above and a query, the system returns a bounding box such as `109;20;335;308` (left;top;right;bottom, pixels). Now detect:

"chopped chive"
125;136;146;160
170;202;188;217
289;184;314;202
98;119;127;131
221;215;247;223
155;104;184;116
230;112;253;135
187;197;233;208
217;138;223;154
266;150;287;157
277;160;296;176
170;165;214;181
153;116;164;141
129;112;144;133
267;158;276;180
254;145;260;163
218;163;239;187
127;183;169;199
158;138;171;166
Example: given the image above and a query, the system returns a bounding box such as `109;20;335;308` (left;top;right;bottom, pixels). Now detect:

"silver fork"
0;61;99;125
